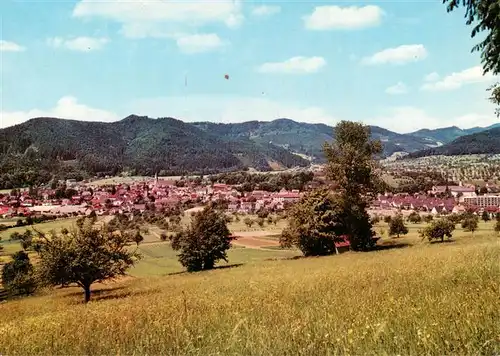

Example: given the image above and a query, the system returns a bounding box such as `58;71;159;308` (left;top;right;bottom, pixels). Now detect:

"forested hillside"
194;119;442;160
408;127;500;158
0;116;308;189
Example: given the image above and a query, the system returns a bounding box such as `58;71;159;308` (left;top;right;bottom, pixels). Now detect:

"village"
2;173;500;221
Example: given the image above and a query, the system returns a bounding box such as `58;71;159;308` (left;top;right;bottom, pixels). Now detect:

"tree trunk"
204;259;215;270
84;285;91;303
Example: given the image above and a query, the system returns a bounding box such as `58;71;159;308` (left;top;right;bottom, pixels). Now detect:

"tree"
481;210;491;222
383;215;392;224
443;0;500;114
420;218;455;242
408;211;422;224
496;212;500;221
257;218;265;228
1;251;37;296
323;121;382;251
35;219;141;303
243;217;254;228
423;214;434;223
170;206;234;272
132;229;144;246
280;189;346;256
389;214;409;238
462;216;479;235
494;220;500;235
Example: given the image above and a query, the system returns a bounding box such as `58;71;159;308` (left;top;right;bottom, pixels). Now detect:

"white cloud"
176;33;225;54
362;44;428;65
47;36;109;52
251;5;281;17
420;66;495;91
385;82;408;95
0;40;25;52
73;0;244;34
257;56;326;74
0;96;119;128
424;72;440;82
129;95;338;125
367;106;498;133
304;5;383;30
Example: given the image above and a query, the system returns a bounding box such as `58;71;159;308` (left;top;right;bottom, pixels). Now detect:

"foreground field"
0;231;498;355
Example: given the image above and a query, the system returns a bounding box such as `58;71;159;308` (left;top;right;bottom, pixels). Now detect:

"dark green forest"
0;116;308;189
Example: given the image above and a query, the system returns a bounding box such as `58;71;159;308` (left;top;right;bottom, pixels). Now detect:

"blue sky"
1;0;498;132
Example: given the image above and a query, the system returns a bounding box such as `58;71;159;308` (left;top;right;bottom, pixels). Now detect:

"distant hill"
407;123;500;146
408;126;500;158
193;119;436;161
1;115;499;189
0;116;308;188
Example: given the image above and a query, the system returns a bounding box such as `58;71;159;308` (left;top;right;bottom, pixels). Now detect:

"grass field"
0;217;79;241
0;217;499;354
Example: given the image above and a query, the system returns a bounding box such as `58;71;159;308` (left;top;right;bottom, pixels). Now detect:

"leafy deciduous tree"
323;121;382;251
420;218;456;242
1;251;37;296
35;219;140;303
462;216;479;235
443;0;500;114
170;206;233;272
280;189;346;256
408;211;422;224
389;215;409;238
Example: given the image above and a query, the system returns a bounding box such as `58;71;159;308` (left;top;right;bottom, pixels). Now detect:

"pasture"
0;217;499;355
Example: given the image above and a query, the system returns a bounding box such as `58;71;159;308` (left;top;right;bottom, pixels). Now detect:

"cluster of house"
0;178;302;218
372;183;500;216
3;176;500;219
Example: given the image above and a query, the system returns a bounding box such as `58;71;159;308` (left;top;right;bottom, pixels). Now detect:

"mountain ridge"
0;115;499;189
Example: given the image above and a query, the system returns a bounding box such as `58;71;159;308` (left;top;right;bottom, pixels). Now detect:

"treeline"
208;171;315;192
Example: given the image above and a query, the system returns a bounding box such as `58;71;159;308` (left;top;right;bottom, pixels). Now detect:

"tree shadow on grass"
373;242;412;251
166;263;244;276
67;286;161;304
64;285;128;298
429;239;455;244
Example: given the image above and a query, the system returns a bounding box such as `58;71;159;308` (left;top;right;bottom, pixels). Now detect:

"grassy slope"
0;221;499;355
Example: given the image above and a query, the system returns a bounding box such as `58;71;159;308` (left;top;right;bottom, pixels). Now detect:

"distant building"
463;194;500;208
430;185;476;198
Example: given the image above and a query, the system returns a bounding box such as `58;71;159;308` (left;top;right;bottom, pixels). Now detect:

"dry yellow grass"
0;232;498;355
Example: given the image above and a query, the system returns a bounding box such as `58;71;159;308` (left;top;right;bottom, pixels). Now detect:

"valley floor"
0;222;499;355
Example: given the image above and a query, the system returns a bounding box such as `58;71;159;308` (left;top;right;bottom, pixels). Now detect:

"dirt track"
231;236;280;249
